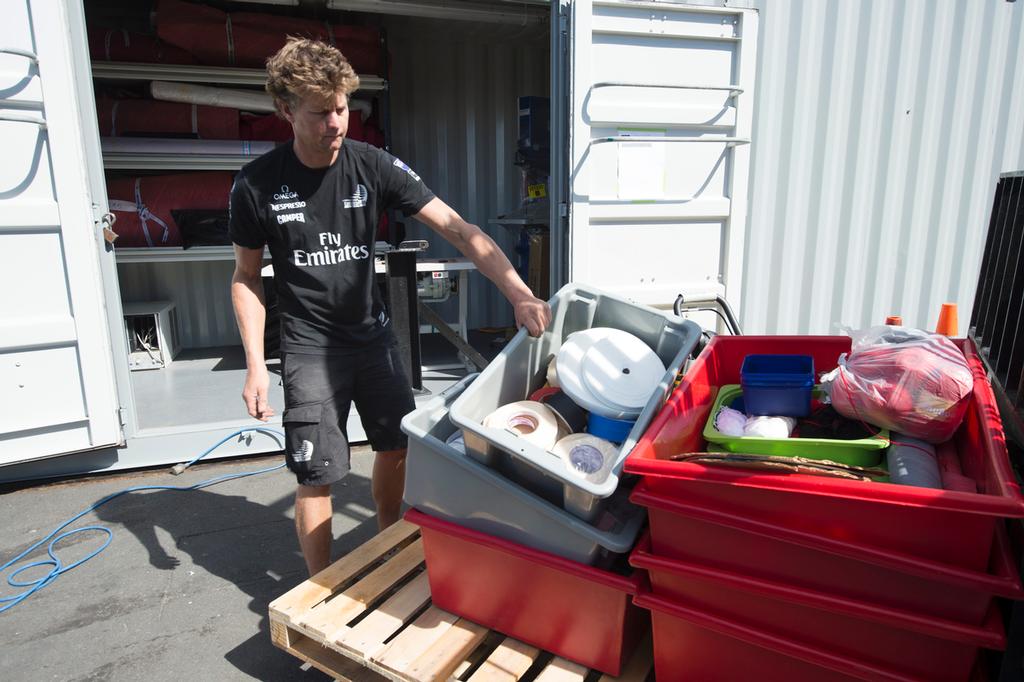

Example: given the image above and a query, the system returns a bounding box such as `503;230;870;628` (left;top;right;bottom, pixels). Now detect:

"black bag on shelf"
171;209;231;248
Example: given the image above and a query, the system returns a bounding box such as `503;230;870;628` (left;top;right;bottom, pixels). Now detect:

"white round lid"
555;328;617;416
581;332;665;414
556;328;665;419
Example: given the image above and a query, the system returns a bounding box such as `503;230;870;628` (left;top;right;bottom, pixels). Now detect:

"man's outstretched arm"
413;197;551;336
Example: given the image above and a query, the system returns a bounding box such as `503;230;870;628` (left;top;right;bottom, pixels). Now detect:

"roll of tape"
539;390;589;435
483;401;560;450
552;434;619;484
546;356;560;388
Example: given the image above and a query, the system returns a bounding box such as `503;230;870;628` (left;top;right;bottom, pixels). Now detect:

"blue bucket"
587;412;636;444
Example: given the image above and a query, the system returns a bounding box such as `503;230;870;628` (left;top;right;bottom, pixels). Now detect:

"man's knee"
375;448;407;462
296;483;331;502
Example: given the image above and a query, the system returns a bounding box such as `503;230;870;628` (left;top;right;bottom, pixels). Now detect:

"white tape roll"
552;434;619;485
546;356;560;388
483;401;560;450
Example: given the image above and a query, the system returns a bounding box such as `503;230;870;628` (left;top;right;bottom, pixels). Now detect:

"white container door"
566;0;757;309
0;0;121;465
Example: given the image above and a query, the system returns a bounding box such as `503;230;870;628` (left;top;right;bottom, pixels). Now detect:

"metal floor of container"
130;331;508;433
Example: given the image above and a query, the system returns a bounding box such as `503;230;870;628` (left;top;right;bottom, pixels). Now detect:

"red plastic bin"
624;335;1024;571
630;535;1004;682
635;586;990;682
632;483;1023;624
405;508;648;676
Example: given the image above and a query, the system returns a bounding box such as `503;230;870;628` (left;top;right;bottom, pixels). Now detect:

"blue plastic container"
587;413;637;445
740;354;814;417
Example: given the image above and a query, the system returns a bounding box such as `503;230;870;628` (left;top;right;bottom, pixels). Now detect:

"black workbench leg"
386;250;422;391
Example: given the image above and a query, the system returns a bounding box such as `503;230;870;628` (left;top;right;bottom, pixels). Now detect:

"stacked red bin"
623;336;1024;682
405;509;647;676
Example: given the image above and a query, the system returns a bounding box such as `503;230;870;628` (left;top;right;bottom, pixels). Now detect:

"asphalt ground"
0;447;384;681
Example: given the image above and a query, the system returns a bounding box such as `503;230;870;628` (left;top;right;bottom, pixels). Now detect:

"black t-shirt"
229;140;435;354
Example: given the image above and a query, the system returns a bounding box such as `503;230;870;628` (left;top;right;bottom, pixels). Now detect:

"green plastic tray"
703;385;889;467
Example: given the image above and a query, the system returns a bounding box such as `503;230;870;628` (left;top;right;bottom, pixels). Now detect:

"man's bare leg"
295;484;332;576
372;448;407;530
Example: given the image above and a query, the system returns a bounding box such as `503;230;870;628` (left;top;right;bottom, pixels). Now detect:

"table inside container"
260;257;477;372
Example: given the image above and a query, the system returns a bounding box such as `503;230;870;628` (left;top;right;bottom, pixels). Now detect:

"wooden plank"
533;657;589;682
467;637;541;682
301;539;425;638
340;571;432;658
598;634;652;682
403;617;489;682
373;606;460;675
452;632;506;680
270;617;293;649
270;520;419;623
452;657;476;680
284;630;389;682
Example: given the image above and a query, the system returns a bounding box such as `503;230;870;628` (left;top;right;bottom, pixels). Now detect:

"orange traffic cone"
885;315;903;325
935;303;959;336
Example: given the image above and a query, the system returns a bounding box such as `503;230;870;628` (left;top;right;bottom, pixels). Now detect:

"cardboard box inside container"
527;230;549;300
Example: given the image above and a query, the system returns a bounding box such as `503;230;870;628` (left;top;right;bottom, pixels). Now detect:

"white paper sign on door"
617;128;665;200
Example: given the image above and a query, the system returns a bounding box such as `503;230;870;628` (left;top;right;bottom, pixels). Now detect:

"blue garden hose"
0;427;285;614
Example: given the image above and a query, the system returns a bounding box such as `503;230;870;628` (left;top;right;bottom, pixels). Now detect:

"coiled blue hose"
0;427;285;614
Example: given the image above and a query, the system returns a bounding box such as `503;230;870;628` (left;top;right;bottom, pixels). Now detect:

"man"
230;38;551;576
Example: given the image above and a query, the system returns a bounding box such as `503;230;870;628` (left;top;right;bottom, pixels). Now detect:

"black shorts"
281;343;416;487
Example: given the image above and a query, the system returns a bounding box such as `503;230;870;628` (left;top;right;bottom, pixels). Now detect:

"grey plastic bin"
449;283;702;522
402;374;646;566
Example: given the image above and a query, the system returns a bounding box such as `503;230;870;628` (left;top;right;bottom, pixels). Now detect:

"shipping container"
0;0;757;480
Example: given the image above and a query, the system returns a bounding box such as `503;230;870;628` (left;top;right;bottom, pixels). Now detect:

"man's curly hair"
265;37;360;114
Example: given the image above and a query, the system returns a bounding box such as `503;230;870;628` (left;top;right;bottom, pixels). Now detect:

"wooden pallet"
269;520;653;682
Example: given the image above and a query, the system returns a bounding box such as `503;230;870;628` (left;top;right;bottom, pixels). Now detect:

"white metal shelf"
103;152;261;171
114;246;268;263
91;61;387;91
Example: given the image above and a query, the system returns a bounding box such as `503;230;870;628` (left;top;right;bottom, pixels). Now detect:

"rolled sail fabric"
538;390;588;435
151;80;277;113
97;97;239;139
106;171;234;248
155;0;384;73
483;401;560;451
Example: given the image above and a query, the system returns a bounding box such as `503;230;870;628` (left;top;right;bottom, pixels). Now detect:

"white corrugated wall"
739;0;1024;335
385;17;550;330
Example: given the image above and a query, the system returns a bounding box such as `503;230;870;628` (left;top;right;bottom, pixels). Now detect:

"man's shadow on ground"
93;468;381;680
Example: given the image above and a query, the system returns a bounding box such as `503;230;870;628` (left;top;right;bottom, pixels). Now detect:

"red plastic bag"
820;326;974;443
